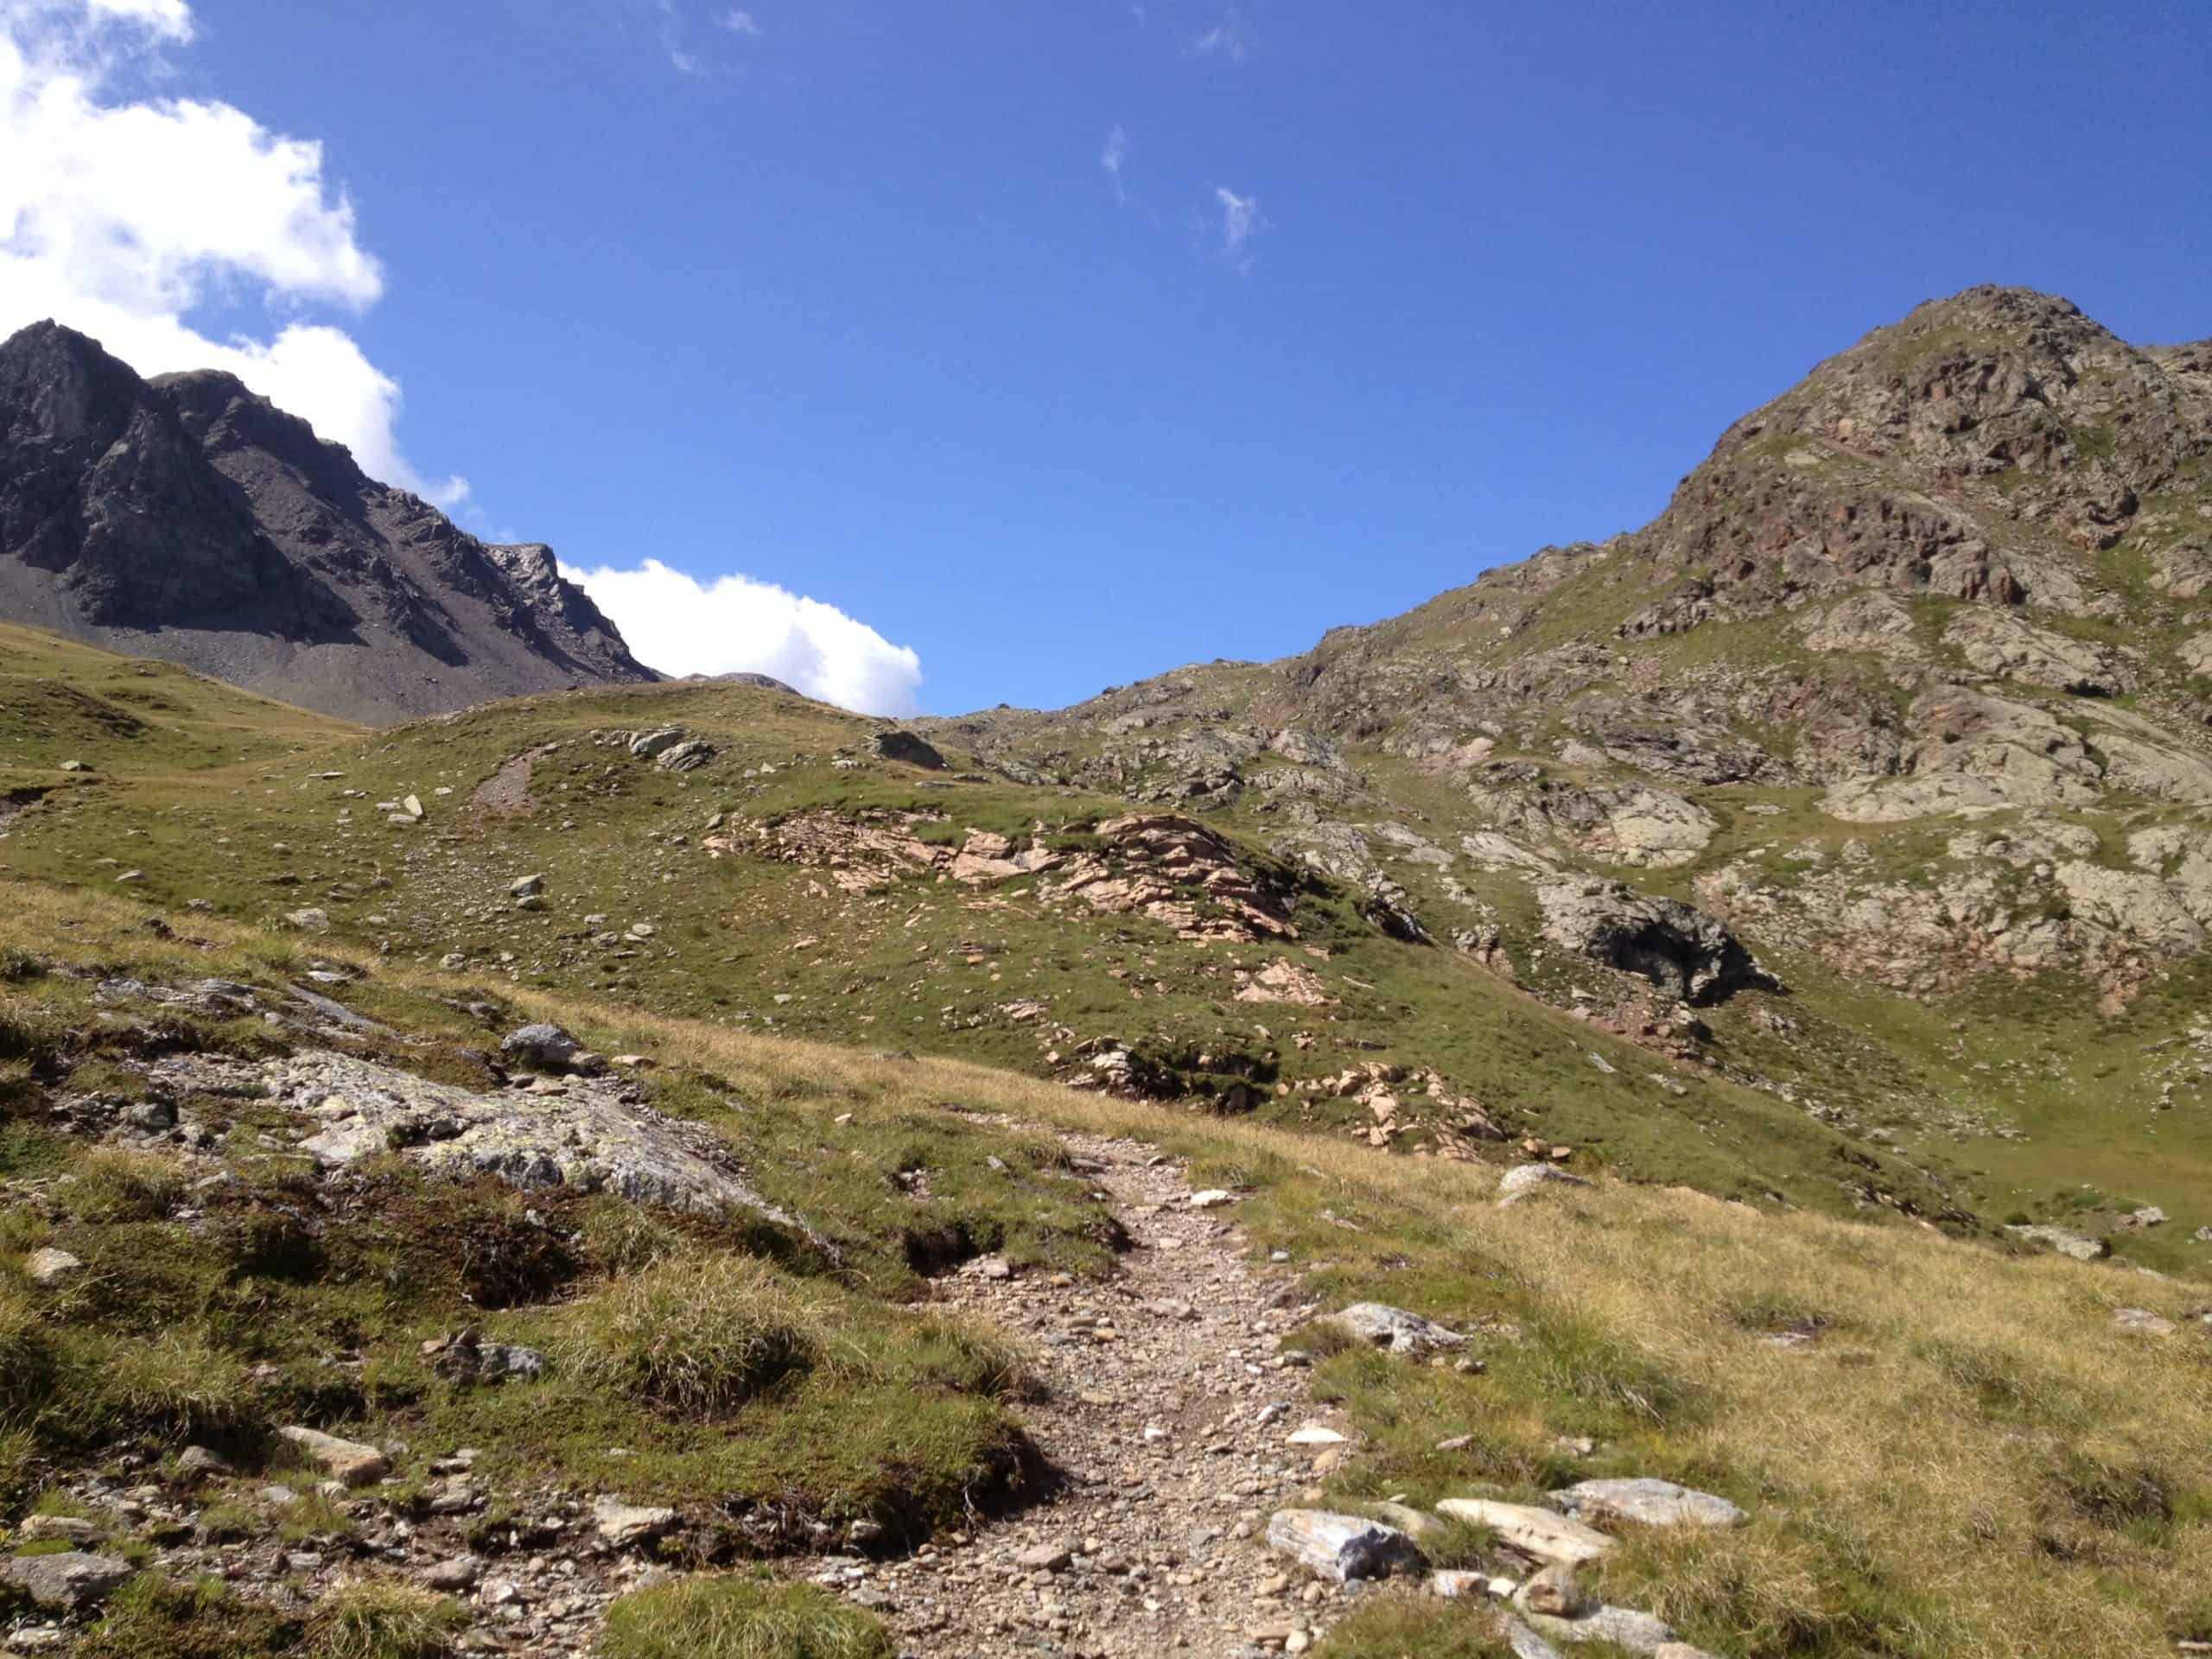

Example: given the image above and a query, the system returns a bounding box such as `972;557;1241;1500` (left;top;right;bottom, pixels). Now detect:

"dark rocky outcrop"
0;321;657;722
1536;880;1777;1006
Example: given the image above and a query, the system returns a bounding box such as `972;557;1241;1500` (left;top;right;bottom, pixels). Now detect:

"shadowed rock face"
1537;880;1777;1006
0;321;657;722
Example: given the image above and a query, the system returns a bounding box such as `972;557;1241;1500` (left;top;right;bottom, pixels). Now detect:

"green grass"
599;1574;893;1659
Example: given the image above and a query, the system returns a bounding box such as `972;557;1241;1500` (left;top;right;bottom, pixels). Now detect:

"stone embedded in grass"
1523;1602;1677;1653
1435;1498;1613;1566
628;726;685;760
592;1495;678;1548
1287;1425;1346;1446
1549;1478;1745;1530
1515;1563;1595;1617
1497;1163;1592;1205
276;1424;391;1487
2115;1306;2178;1336
23;1247;82;1286
0;1549;134;1611
510;873;546;899
284;906;330;932
1265;1509;1426;1582
1328;1301;1465;1356
2005;1224;2108;1261
175;1445;234;1481
1187;1189;1236;1209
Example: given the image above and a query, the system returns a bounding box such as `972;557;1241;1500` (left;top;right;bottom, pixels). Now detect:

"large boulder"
1536;880;1776;1004
868;729;948;770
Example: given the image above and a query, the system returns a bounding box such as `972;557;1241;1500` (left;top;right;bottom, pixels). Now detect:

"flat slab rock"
0;1549;135;1611
277;1425;390;1487
264;1051;822;1242
1550;1478;1745;1529
1436;1498;1614;1566
1328;1301;1465;1355
1265;1509;1426;1582
1525;1604;1677;1653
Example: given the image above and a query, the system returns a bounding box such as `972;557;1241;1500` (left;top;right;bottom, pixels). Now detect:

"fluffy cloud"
564;557;925;717
0;0;466;502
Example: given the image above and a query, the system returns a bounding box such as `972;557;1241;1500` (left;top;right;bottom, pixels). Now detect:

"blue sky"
5;1;2209;713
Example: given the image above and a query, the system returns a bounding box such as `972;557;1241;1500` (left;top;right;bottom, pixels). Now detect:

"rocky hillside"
0;321;656;723
938;285;2212;1009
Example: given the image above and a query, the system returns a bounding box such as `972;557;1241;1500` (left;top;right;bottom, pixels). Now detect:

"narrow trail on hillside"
791;1123;1355;1658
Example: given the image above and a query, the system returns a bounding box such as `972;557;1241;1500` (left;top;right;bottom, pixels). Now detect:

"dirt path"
796;1124;1353;1658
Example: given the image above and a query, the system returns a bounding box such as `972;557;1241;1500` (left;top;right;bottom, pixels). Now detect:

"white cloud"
0;0;466;502
1191;7;1250;61
716;8;760;35
1213;184;1266;263
1101;125;1128;202
564;557;925;716
80;0;189;38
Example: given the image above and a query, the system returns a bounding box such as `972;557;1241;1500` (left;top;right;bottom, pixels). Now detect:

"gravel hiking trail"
795;1122;1357;1658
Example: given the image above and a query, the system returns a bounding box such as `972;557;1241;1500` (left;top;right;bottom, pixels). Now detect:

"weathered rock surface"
1326;1302;1465;1356
0;1549;134;1611
591;1497;678;1548
1264;1510;1426;1582
1550;1478;1745;1529
1537;880;1773;1005
1434;1499;1615;1565
276;1426;390;1487
264;1051;824;1240
1497;1163;1592;1203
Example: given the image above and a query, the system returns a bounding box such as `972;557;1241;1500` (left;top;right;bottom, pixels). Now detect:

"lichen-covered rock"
264;1051;827;1246
1549;1478;1745;1529
1327;1302;1465;1356
500;1021;582;1069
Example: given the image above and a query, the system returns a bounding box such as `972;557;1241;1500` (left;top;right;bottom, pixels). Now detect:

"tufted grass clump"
70;1327;258;1442
58;1147;183;1224
599;1574;893;1659
556;1256;821;1416
304;1580;467;1659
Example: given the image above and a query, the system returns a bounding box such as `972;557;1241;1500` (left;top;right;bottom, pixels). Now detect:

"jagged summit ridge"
0;320;656;723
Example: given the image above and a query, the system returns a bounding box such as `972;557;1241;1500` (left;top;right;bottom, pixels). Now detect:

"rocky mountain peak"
0;321;657;722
